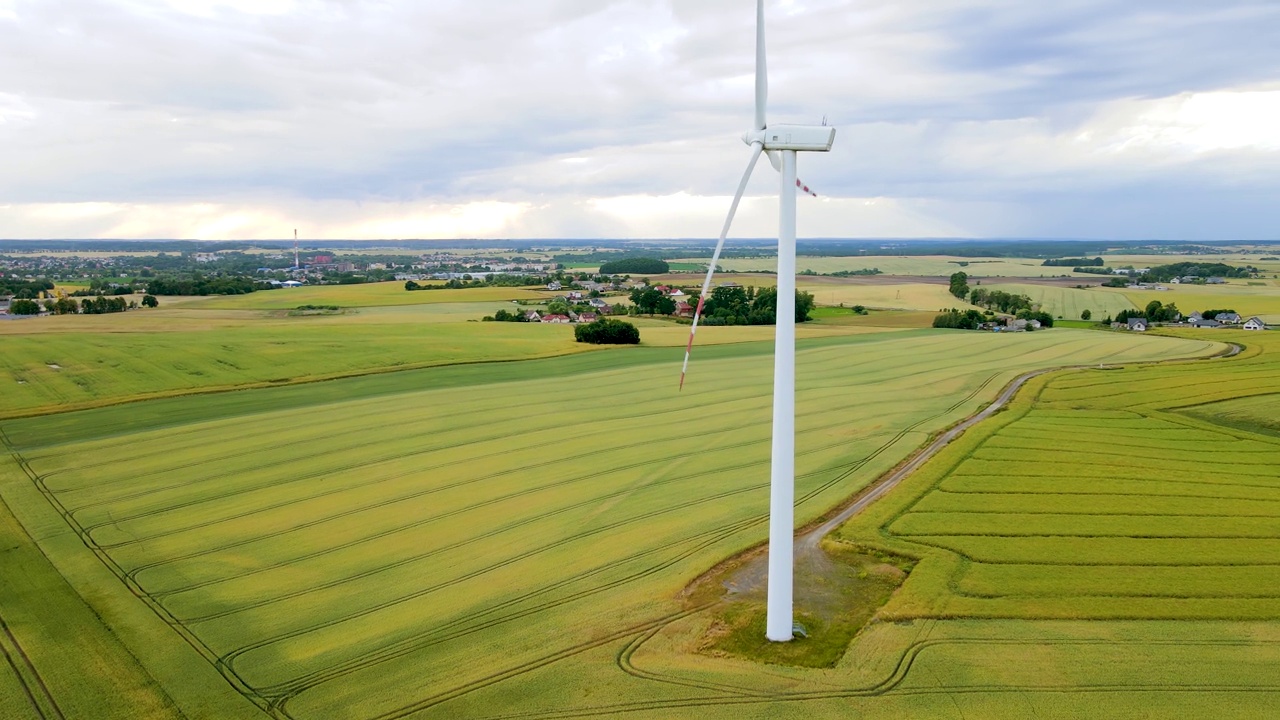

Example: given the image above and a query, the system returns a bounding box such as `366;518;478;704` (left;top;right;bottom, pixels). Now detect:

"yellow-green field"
0;328;1224;719
1103;253;1280;275
1106;284;1280;324
984;282;1135;320
799;282;980;312
0;288;919;419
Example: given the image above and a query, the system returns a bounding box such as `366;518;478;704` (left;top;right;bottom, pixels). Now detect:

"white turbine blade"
754;0;767;132
680;141;765;390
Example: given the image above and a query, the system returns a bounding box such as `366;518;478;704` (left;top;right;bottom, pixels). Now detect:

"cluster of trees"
933;309;985;329
1116;300;1181;324
9;294;158;316
599;257;669;275
968;287;1034;314
481;308;532;323
407;278;480;290
696;285;815;325
933;307;1054;330
1143;262;1255;282
629;286;677;315
827;268;882;277
1072;266;1115;275
1016;309;1055;327
78;296;132;314
574;318;640;344
1;279;55;298
1043;257;1104;267
6;299;42;315
407;274;549;292
948;271;969;299
146;276;272;296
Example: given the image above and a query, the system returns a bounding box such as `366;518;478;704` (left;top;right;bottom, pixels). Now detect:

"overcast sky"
2;0;1279;240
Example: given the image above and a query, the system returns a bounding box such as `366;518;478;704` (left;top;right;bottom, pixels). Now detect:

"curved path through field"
725;340;1243;596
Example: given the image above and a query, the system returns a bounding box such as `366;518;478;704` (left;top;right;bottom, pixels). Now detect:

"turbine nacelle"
743;124;836;152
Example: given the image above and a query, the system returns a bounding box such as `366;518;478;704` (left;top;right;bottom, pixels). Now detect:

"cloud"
1;1;1279;239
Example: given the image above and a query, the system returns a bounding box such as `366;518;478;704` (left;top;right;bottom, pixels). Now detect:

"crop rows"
7;329;1219;719
855;332;1280;618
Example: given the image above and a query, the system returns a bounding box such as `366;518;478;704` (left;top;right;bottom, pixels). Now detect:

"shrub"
574;318;640;344
8;299;41;315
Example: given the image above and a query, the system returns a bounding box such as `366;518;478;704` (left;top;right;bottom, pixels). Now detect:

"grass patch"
701;541;913;668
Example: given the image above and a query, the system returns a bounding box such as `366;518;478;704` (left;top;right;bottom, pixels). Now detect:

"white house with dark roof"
1215;312;1242;324
1243;317;1267;331
1127;317;1148;332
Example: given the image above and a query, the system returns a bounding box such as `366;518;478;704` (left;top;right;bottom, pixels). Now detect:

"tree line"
146;276;274;296
599;257;669;275
1043;257;1104;267
7;295;158;316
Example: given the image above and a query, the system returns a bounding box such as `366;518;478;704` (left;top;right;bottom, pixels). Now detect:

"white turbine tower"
679;0;834;642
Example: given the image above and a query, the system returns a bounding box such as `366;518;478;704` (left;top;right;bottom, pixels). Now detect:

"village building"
1243;317;1267;331
1127;317;1148;332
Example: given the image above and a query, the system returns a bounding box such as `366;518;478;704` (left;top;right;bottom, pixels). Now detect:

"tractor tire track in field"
41;367;673;494
258;367;1012;717
120;364;960;579
534;342;1253;717
0;431;71;720
141;351;1007;712
214;370;993;673
82;392;789;546
129;398;875;583
69;391;774;532
268;517;768;715
491;635;1280;720
13;346;1026;717
0;612;66;720
4;340;1241;720
37;334;992;502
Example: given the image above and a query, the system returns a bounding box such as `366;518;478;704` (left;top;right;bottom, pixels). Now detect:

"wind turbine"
679;0;834;643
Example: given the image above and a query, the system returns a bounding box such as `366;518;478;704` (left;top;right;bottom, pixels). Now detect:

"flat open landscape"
0;323;1221;720
680;255;1101;278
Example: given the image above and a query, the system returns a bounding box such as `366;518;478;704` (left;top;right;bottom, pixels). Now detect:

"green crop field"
188;281;550;309
793;329;1280;716
983;282;1135;320
0;315;597;418
799;282;981;312
0;328;1222;719
0;291;914;419
1104;284;1280;324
